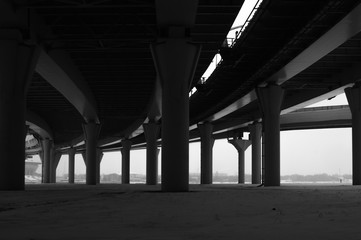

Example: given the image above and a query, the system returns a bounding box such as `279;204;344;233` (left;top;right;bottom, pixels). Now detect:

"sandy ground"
1;183;361;240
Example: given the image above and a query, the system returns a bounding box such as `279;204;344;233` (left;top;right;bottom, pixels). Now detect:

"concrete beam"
196;2;361;125
98;76;160;148
155;0;198;29
147;76;162;122
280;105;351;130
36;48;99;124
26;110;53;140
266;2;361;85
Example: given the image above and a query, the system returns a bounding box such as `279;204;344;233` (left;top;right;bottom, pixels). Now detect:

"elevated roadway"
1;0;361;190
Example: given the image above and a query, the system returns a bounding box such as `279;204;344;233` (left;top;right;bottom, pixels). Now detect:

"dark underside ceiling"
25;0;244;146
27;73;84;144
187;0;361;139
24;0;361;149
110;0;361;149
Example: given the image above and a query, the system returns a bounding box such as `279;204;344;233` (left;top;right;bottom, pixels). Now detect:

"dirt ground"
1;183;361;240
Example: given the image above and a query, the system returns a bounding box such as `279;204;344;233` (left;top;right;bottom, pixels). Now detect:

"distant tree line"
281;173;352;182
102;173;121;182
57;173;353;183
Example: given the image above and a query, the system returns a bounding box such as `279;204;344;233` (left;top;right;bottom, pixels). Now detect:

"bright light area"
281;128;352;175
54;154;86;182
190;0;262;97
129;149;146;183
226;0;263;41
306;93;348;108
101;151;121;174
213;139;251;175
57;155;68;179
75;154;86;174
189;53;222;96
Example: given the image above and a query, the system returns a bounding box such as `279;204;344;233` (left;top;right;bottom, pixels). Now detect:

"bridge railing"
222;37;235;48
189;0;264;97
230;0;263;48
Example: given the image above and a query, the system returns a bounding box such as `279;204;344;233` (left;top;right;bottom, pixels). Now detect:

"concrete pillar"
96;148;104;184
0;30;39;190
121;139;132;184
156;148;160;182
256;84;284;186
261;131;266;184
50;150;62;183
144;122;160;185
198;122;215;184
345;85;361;185
249;122;262;184
151;31;201;191
39;151;45;183
41;139;52;183
68;148;76;183
24;125;29;161
83;122;101;185
229;137;252;184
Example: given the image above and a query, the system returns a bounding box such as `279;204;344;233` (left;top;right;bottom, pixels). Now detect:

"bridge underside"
1;0;361;190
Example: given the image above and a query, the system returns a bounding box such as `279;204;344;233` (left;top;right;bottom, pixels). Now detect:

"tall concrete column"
121;139;132;184
83;122;101;185
68;148;76;183
261;131;266;184
257;84;284;186
151;39;201;191
41;139;52;183
345;85;361;185
151;0;200;192
50;149;62;183
198;122;215;184
249;122;262;184
144;122;160;185
152;37;201;191
96;148;104;184
229;137;252;184
0;29;39;190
